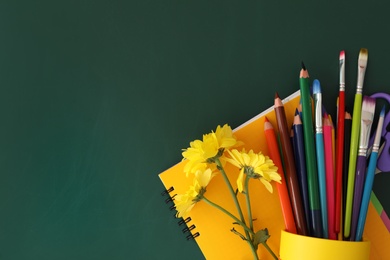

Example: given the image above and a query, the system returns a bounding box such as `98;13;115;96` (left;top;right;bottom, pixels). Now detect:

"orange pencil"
264;117;297;234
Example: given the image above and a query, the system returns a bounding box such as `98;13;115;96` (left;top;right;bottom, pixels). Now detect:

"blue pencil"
313;79;328;238
355;106;385;241
292;110;311;234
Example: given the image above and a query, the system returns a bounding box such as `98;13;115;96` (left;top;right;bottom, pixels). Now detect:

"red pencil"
324;114;337;239
264;117;297;234
274;93;308;235
335;50;345;234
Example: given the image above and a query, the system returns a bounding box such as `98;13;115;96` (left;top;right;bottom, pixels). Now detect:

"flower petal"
237;168;245;192
260;178;273;193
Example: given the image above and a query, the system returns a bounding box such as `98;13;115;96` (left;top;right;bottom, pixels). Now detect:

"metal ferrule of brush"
356;85;363;94
356;67;366;94
314;93;322;133
358;118;373;156
372;143;380;154
358;145;368;157
339;61;345;91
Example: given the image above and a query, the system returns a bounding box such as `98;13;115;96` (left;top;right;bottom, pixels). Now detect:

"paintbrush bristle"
380;105;386;117
358;96;376;153
312;79;321;94
358;48;368;68
356;48;368;92
340;50;345;87
340;50;345;60
361;96;376;121
373;105;386;154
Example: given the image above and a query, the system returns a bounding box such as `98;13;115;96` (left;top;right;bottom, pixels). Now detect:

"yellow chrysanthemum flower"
175;168;215;218
226;149;281;193
214;124;241;148
182;124;242;176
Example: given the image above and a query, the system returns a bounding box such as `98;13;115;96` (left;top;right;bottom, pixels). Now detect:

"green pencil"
299;63;322;238
344;48;368;238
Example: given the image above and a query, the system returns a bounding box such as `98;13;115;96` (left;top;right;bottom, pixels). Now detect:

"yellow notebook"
159;90;390;260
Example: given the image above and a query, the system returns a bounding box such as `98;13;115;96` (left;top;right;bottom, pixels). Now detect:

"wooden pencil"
264;117;297;234
299;63;323;238
324;114;337;240
342;111;352;237
292;111;311;233
274;93;308;236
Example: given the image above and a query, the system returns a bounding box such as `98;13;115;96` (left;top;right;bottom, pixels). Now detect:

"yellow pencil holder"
279;230;371;260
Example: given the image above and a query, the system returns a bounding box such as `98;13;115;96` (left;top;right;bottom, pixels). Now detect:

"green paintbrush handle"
344;93;362;238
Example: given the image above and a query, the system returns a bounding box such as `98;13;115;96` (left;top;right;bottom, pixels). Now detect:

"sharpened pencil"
342;111;352;237
299;64;322;238
292;110;311;234
274;93;308;235
324;114;337;240
264;117;297;234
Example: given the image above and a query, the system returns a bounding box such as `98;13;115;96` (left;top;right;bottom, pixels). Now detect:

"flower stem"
215;158;246;224
202;197;254;235
244;175;254;232
214;158;258;260
202;196;258;260
261;242;278;260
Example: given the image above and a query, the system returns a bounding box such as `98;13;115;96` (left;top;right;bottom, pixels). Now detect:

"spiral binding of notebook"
161;186;200;240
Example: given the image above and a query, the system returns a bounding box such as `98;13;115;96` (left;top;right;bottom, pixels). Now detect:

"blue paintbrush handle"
315;133;327;238
356;152;378;241
350;155;367;240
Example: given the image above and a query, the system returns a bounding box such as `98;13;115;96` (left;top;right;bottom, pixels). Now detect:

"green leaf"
253;228;270;246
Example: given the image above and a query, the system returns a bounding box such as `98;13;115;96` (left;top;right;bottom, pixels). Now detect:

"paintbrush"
350;96;376;240
313;79;328;238
355;106;385;241
344;48;368;239
335;50;345;235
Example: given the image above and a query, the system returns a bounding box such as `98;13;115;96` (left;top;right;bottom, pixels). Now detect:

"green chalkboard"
0;1;389;259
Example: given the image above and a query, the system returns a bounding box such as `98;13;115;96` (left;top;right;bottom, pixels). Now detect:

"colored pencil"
335;50;345;235
356;106;385;241
274;93;308;235
313;79;328;238
350;96;376;240
344;48;368;238
291;127;295;155
292;110;311;233
342;111;352;237
264;117;297;234
299;63;322;238
324;114;337;239
330;115;336;173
